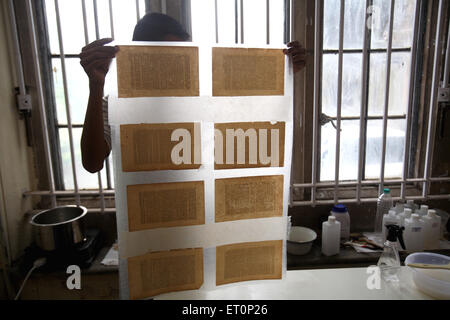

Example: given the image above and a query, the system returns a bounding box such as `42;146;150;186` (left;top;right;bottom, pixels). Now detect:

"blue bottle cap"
332;204;347;213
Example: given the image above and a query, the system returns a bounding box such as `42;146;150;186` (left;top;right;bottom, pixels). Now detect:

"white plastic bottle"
382;210;400;243
375;188;393;233
422;210;441;250
322;216;341;256
331;204;350;240
404;214;425;252
417;204;429;217
398;208;412;227
405;200;418;212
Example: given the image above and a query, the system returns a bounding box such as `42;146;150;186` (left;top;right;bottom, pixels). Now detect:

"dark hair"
132;12;190;41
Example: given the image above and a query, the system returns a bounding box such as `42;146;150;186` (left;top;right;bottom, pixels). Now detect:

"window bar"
379;0;395;195
266;0;270;45
135;0;140;22
240;0;244;44
214;0;218;43
401;0;421;200
109;0;115;39
82;0;105;213
311;0;322;206
423;0;445;198
334;0;345;204
357;0;371;203
234;0;238;44
443;19;450;87
161;0;167;15
93;0;100;40
105;159;112;189
54;0;80;205
23;0;57;208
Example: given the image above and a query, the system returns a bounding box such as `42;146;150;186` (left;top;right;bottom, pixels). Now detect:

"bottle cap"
421;205;429;210
383;188;390;194
407;200;414;204
412;214;420;221
427;209;436;217
328;216;336;223
404;208;412;215
388;210;396;216
332;204;347;213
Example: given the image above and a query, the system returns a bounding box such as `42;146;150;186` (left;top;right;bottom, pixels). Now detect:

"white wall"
0;1;37;263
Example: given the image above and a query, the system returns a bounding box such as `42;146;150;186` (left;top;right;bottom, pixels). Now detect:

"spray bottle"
377;224;406;282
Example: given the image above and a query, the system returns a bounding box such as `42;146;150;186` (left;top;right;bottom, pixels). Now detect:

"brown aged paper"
216;240;282;285
127;181;205;231
128;248;203;299
117;45;199;97
214;122;285;169
215;175;283;222
120;123;201;172
212;47;285;96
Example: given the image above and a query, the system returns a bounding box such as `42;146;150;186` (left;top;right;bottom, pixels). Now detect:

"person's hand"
80;38;119;84
283;41;306;73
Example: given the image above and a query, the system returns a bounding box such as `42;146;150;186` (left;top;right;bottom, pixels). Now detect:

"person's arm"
80;38;118;173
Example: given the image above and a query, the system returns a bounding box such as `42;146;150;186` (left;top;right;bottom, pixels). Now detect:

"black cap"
385;224;405;250
132;13;190;41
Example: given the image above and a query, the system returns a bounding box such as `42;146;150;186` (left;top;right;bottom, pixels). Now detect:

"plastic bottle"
398;208;412;227
377;224;406;282
382;210;400;243
331;204;350;240
417;204;429;217
322;216;341;256
393;202;404;214
404;214;425;252
405;200;419;213
375;188;393;233
422;210;441;250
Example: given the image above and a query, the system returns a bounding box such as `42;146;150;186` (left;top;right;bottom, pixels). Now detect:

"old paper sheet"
216;240;282;285
212;47;285;96
128;248;203;299
215;175;284;222
127;181;205;231
120;123;201;172
214;122;285;169
116;45;199;97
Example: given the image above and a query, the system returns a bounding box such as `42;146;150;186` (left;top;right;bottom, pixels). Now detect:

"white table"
156;267;433;300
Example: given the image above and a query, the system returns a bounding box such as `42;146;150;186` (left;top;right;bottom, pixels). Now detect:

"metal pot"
30;205;87;251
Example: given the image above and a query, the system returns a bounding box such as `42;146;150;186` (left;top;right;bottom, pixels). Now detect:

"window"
292;0;450;205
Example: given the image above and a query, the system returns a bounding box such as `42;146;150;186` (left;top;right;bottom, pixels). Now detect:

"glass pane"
322;53;362;117
365;119;406;179
367;52;411;116
243;0;267;45
216;0;236;44
269;0;284;45
370;0;416;49
52;58;90;125
59;128;106;190
320;120;361;182
111;0;142;41
45;0;86;55
323;0;366;50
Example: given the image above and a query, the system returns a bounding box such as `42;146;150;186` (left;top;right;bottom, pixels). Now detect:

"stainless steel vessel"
30;205;87;251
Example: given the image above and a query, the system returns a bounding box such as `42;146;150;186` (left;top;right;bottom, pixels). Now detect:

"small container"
417;205;429;217
398;208;412;227
322;216;341;256
331;204;350;240
422;210;441;250
404;214;425;252
382;210;400;243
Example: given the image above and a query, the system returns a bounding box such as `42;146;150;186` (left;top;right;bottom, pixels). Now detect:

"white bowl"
405;252;450;299
287;226;317;255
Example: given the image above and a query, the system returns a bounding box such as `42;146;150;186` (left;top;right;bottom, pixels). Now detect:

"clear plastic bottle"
417;204;429;217
322;216;341;256
375;188;393;233
377;224;406;282
422;210;441;250
404;214;425;252
398;208;412;227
